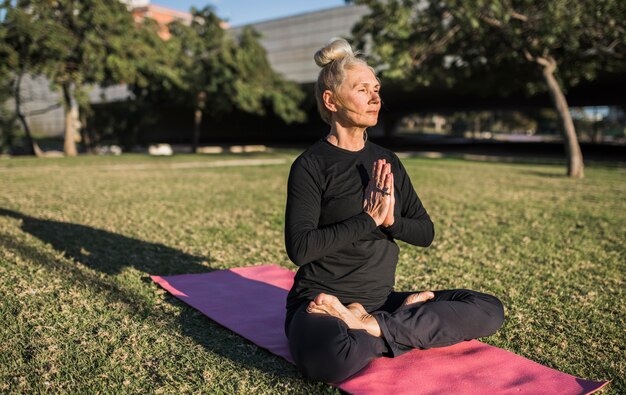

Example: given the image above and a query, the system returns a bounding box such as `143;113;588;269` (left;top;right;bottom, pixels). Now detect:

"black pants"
285;289;504;383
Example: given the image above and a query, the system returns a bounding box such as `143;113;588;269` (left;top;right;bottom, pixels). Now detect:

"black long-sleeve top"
284;138;434;314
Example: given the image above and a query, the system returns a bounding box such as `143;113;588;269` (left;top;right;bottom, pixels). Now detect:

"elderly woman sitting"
283;38;504;383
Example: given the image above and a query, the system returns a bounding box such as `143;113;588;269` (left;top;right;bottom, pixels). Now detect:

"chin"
365;117;379;127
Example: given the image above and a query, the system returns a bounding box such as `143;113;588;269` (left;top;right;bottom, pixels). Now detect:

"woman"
284;39;504;383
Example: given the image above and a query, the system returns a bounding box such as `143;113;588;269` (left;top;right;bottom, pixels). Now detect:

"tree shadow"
519;170;567;178
0;208;307;387
0;207;210;276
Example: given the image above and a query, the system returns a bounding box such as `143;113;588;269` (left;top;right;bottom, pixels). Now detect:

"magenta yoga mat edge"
150;273;295;362
151;265;609;395
589;381;611;394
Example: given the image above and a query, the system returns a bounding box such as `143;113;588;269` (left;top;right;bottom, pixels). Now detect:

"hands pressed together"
363;159;395;227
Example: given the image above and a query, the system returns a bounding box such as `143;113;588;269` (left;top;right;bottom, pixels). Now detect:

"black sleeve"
284;157;377;266
381;156;435;247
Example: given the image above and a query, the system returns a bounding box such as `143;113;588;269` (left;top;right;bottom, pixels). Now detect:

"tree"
168;7;305;152
0;1;54;156
353;0;626;178
88;16;182;151
0;60;17;154
3;0;163;157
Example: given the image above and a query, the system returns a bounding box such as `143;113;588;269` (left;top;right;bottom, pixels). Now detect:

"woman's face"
331;64;381;128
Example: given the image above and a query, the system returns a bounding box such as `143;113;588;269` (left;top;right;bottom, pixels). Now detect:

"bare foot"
307;294;382;337
346;302;368;317
402;291;435;306
347;302;382;338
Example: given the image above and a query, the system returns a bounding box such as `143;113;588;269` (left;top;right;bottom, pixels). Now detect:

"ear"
322;90;339;113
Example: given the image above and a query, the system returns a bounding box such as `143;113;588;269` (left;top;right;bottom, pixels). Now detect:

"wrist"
382;216;395;228
381;216;399;232
366;211;384;226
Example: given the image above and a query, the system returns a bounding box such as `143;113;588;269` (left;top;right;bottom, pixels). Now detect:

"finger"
372;161;378;180
383;162;391;175
376;160;385;187
371;190;382;208
384;172;393;196
374;160;381;183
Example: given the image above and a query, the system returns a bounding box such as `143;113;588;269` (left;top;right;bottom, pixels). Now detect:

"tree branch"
536;55;556;71
480;14;503;28
510;10;528;22
25;103;63;116
480;7;531;29
410;24;461;66
523;49;556;72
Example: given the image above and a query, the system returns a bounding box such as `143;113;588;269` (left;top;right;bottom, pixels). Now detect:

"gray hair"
314;38;377;125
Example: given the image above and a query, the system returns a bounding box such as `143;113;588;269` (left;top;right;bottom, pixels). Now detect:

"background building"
131;3;195;40
230;4;369;83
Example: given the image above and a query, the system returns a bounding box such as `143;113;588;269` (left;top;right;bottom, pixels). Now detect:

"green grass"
0;152;624;393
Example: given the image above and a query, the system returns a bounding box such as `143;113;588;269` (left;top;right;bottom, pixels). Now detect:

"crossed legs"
304;291;435;338
286;290;504;383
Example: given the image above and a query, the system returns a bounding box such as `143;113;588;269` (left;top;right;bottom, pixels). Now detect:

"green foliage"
353;0;626;95
0;9;16;153
1;0;178;153
1;1;53;77
233;27;306;123
22;0;147;91
166;8;305;124
0;103;18;154
1;2;304;151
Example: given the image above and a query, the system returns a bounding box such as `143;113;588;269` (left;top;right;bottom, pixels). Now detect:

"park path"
99;158;288;171
0;157;290;173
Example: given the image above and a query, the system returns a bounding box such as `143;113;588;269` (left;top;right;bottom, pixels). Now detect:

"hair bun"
314;38;355;67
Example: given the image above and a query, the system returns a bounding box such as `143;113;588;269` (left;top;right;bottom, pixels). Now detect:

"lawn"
1;151;624;393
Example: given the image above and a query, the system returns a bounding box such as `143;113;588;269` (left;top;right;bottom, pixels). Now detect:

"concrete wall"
10;74;130;137
231;4;369;83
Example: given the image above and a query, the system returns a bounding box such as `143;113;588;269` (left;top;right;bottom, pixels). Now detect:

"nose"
370;91;380;104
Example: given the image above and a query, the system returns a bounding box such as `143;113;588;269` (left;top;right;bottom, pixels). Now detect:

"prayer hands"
363;159;394;227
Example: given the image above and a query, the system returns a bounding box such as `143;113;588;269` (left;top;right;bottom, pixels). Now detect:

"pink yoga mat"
151;265;608;395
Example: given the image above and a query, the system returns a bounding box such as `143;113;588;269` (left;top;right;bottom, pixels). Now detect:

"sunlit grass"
1;152;624;393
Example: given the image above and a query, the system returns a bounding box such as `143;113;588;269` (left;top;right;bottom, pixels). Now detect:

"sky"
151;0;347;27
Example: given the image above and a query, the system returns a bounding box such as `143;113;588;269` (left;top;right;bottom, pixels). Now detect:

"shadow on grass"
0;208;211;276
0;208;303;385
519;170;567;178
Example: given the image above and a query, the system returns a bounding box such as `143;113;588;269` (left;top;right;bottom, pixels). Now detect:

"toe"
421;291;435;301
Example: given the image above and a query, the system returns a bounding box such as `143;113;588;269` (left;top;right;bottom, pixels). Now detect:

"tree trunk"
62;83;78;157
473;116;481;138
80;113;95;154
540;61;584;178
592;118;602;143
14;72;43;157
193;91;207;153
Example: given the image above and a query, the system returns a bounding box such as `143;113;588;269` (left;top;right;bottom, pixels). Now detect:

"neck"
326;123;366;151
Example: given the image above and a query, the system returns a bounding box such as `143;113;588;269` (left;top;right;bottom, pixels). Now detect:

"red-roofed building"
130;4;194;40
